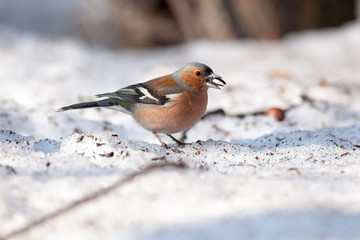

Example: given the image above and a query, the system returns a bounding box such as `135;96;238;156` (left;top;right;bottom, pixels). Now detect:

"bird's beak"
205;73;226;89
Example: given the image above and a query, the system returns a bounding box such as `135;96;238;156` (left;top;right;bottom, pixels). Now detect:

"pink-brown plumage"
133;88;208;134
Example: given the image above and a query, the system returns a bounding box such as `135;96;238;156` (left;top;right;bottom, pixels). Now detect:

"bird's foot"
166;134;186;148
152;132;187;149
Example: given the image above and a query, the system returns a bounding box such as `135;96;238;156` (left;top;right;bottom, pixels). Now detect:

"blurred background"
0;0;358;48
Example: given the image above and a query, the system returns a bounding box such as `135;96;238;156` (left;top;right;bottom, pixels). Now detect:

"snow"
1;21;360;239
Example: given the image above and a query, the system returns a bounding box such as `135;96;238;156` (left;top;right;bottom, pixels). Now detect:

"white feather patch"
138;87;159;102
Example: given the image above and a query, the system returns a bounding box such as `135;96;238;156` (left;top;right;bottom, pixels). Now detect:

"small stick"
1;162;186;240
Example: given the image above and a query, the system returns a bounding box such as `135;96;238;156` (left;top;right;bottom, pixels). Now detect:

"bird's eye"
195;71;201;76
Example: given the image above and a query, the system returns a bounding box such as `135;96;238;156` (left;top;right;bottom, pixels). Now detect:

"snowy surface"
1;21;360;239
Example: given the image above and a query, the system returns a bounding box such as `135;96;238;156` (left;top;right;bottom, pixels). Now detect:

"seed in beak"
212;78;225;86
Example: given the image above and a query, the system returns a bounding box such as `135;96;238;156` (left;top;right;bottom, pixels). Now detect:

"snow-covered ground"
1;21;360;240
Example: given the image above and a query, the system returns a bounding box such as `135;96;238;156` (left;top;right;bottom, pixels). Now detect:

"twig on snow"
1;162;186;240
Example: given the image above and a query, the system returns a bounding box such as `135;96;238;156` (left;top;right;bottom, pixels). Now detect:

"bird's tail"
57;99;114;112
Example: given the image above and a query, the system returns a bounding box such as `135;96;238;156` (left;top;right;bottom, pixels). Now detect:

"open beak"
205;73;226;89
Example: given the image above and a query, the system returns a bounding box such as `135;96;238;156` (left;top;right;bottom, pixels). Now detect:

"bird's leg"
152;132;169;149
166;134;185;147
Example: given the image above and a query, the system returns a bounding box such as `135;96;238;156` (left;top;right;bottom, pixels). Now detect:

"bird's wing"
96;75;184;106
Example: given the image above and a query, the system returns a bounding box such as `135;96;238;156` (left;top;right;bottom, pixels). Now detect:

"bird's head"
172;62;226;92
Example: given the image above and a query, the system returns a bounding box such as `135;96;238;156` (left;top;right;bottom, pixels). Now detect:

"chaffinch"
58;62;226;148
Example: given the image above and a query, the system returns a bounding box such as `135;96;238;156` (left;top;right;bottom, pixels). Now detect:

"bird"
58;62;226;149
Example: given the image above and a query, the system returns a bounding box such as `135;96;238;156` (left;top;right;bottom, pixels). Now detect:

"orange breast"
132;90;208;133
